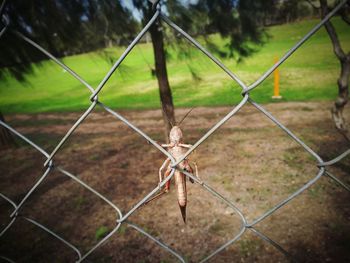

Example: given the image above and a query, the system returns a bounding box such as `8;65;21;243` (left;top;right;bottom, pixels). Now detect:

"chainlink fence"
1;0;350;262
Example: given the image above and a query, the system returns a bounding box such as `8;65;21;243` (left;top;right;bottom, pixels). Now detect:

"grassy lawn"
0;17;349;114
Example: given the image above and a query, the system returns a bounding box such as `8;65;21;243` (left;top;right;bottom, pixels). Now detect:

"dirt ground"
0;101;349;263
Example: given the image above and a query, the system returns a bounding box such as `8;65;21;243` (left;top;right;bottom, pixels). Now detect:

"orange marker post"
272;56;282;99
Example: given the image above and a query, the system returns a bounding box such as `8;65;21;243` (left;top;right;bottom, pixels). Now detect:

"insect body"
144;125;199;223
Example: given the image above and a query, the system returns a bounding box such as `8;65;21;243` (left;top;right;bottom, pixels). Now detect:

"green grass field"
0;17;349;114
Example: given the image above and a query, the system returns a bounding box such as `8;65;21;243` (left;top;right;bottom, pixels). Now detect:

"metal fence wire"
1;0;350;262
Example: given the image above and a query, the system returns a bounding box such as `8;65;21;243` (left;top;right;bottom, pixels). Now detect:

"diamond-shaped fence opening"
1;0;350;262
194;104;321;223
0;215;81;262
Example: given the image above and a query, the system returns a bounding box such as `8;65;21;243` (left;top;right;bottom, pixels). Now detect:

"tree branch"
341;14;350;25
340;7;350;25
0;0;7;16
306;0;320;11
319;0;347;61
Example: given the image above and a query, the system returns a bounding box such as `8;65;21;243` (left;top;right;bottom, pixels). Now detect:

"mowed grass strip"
0;17;349;114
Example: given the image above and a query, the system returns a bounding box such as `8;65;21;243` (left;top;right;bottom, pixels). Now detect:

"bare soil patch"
1;101;349;263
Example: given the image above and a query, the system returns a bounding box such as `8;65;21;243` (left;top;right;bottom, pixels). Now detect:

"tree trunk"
148;6;175;142
331;58;350;141
0;111;16;149
320;0;350;141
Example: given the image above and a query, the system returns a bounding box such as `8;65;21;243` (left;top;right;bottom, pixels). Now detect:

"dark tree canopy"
133;0;276;59
0;0;137;80
0;0;322;82
189;0;276;58
0;0;286;81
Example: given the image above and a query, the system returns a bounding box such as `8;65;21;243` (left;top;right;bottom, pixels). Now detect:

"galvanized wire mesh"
1;0;350;262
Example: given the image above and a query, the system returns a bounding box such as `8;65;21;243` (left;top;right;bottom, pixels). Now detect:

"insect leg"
159;158;170;187
161;143;174;148
164;167;172;191
184;161;201;184
142;189;167;206
191;161;200;181
179;143;192;148
142;168;171;207
183;160;194;184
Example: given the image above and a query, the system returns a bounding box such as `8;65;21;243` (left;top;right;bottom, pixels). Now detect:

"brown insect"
144;109;200;223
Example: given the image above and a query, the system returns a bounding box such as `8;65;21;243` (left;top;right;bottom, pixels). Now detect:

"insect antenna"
161;106;174;127
178;107;195;126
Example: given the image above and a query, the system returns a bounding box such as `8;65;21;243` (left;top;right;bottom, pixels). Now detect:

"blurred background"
0;0;349;262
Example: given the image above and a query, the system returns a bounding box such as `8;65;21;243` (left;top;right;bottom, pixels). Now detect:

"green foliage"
74;195;85;209
117;224;128;236
167;0;275;61
95;226;109;241
239;239;262;257
0;0;279;81
208;219;226;236
0;0;138;80
308;184;325;199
